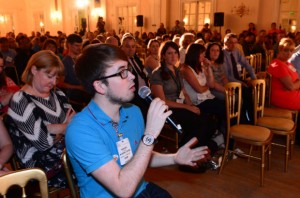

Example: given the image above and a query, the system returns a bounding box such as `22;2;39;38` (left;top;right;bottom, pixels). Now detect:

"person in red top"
268;22;280;35
0;53;20;114
267;37;300;110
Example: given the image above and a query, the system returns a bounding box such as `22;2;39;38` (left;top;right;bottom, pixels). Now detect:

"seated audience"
42;38;63;60
268;22;280;35
268;37;300;145
5;50;75;188
223;33;256;123
179;33;195;64
120;34;149;119
0;119;13;176
181;43;226;136
105;36;119;46
181;43;225;118
0;37;17;67
15;35;35;79
157;23;167;36
288;49;300;77
0;53;20;114
59;34;91;111
144;39;160;75
242;32;256;56
205;42;228;100
246;22;258;36
66;43;209;197
150;41;219;159
268;38;300;110
253;30;267;71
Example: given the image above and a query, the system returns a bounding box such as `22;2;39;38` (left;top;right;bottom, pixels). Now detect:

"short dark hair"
67;33;82;44
205;42;224;64
75;44;128;95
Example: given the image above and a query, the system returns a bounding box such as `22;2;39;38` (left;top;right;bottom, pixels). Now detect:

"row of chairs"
1;150;78;198
219;75;297;186
242;50;274;80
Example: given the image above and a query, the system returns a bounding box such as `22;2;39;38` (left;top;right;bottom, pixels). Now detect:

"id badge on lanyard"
116;137;133;165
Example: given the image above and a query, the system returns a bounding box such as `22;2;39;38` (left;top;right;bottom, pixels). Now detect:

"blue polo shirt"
66;100;148;198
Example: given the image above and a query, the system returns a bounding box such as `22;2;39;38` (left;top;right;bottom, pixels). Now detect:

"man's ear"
93;80;107;95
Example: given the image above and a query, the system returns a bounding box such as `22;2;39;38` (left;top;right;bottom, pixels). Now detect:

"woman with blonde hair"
5;50;75;187
268;37;300;110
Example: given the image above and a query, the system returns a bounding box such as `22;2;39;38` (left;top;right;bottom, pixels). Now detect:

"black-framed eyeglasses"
97;66;133;80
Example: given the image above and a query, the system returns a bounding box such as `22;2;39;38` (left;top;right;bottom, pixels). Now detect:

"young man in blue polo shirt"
66;44;209;198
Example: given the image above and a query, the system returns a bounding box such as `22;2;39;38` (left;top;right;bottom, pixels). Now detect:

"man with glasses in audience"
223;33;256;124
66;44;209;198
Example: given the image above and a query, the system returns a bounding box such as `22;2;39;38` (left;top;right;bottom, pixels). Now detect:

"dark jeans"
136;182;172;198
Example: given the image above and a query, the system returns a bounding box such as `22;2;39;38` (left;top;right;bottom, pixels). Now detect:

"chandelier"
231;3;250;18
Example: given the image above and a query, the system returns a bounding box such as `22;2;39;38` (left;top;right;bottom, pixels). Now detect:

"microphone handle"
166;117;183;134
145;95;183;134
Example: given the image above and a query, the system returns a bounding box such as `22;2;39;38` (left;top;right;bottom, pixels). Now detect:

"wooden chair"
265;50;274;70
0;168;48;198
62;149;79;198
256;72;295;120
251;79;296;172
219;82;272;186
256;72;298;158
8;153;71;198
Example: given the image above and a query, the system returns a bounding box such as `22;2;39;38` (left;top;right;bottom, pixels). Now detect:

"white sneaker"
234;148;244;155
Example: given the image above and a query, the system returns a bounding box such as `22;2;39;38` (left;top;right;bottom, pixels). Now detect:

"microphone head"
138;86;151;99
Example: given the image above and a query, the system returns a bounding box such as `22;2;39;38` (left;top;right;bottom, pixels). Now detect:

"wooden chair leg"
285;135;290;172
290;132;295;160
268;144;272;170
248;145;253;162
261;145;265;187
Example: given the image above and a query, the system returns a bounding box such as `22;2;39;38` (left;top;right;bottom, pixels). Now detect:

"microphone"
138;86;183;134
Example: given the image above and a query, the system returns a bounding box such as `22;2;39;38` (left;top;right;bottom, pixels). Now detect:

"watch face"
143;134;154;146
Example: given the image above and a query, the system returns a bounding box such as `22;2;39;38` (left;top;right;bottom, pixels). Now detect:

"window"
182;0;211;32
279;0;299;33
117;6;137;34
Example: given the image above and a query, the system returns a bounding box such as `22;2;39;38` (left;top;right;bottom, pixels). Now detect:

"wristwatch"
141;134;158;146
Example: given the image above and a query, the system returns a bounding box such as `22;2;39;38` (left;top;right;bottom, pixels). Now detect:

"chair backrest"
256;71;272;107
225;82;242;130
250;54;257;71
251;79;266;125
255;53;262;73
0;168;48;198
62;149;78;198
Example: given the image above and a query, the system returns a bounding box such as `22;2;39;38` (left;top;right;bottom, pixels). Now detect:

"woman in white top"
181;43;226;121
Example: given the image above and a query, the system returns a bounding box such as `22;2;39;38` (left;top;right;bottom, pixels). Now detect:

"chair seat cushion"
257;117;294;131
264;107;293;119
230;125;271;142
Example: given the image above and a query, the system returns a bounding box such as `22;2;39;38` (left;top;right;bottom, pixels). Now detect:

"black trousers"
171;108;218;155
